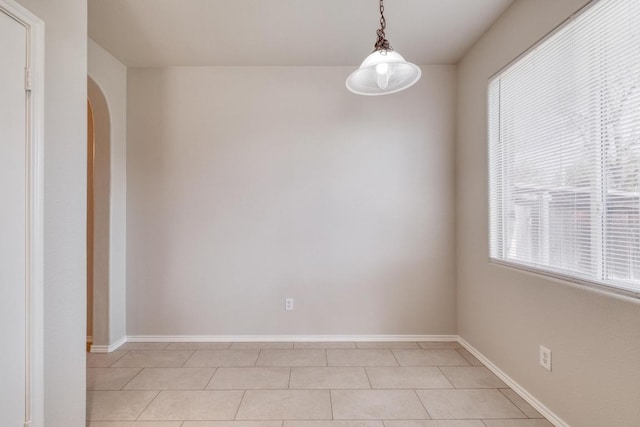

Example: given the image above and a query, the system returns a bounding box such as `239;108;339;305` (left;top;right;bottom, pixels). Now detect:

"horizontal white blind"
489;0;640;297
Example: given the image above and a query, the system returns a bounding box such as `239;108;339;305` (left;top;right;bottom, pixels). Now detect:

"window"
488;0;640;298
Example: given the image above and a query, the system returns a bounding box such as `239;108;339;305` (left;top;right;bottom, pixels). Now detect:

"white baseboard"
90;336;127;353
457;337;568;427
89;345;108;353
126;334;459;343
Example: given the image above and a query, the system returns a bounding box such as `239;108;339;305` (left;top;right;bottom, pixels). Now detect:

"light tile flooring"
86;342;552;427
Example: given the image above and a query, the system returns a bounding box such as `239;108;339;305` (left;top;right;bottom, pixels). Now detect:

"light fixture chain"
374;0;392;52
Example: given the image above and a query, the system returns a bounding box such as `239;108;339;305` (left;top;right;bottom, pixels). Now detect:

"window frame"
486;0;640;300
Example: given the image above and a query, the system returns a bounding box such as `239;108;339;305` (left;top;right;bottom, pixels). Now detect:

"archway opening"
87;99;94;350
87;77;111;352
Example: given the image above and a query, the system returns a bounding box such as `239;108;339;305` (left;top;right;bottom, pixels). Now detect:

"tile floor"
86;341;552;427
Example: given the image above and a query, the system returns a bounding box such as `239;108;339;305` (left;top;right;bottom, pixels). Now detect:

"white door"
0;8;28;427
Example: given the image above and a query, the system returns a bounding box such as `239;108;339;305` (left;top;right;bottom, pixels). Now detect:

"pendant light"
346;0;421;96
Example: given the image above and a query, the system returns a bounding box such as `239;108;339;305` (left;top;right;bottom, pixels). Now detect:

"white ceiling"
88;0;513;67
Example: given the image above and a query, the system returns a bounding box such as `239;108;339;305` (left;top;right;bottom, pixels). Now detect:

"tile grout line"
133;390;161;421
233;389;247;421
104;350;129;368
456;347;477;366
329;387;334;420
180;349;197;367
116;387;240;391
498;388;543;419
97;386;506;392
111;364;198;369
389;349;402;367
436;366;456;389
363;366;374;389
203;367;218;389
287;366;292;389
118;367;144;390
181;348;198;368
89;387;506;391
413;389;433;421
482;386;528;420
230;418;390;421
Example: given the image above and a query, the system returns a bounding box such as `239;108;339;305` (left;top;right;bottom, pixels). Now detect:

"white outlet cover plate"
539;345;552;371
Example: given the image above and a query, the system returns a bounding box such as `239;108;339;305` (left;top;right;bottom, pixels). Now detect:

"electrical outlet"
285;298;294;311
539;345;552;371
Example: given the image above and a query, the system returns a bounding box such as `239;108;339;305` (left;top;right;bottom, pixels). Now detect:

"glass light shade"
346;50;421;96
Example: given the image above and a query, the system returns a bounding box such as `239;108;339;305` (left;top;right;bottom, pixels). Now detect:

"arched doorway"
87;77;111;351
87;99;94;350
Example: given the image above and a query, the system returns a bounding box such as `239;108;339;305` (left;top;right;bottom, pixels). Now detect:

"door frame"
0;1;44;426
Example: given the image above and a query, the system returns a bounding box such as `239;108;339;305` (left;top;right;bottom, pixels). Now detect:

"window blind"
488;0;640;297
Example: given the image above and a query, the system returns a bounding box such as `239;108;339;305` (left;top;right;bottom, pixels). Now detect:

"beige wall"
127;66;457;336
88;39;128;346
15;0;87;425
456;0;640;426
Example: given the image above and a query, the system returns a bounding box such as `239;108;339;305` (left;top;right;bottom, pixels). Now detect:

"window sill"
489;258;640;302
